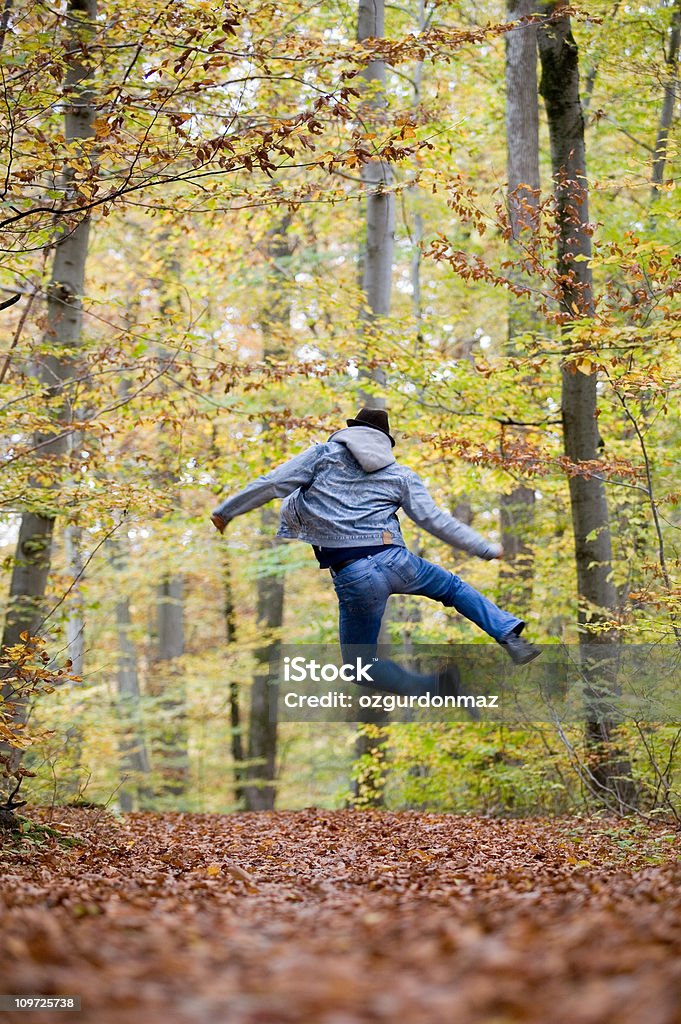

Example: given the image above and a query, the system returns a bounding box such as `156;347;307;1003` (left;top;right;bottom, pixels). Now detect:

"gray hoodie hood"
328;426;396;473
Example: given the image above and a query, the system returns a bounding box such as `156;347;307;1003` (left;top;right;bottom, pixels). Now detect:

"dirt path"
1;807;680;1024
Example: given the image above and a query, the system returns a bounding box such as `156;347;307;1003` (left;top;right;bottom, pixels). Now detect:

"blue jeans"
331;546;523;696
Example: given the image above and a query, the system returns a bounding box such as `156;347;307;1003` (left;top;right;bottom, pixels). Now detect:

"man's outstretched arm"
400;469;503;559
211;445;321;533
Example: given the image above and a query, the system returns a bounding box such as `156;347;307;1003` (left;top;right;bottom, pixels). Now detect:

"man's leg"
371;546;523;641
331;558;439;697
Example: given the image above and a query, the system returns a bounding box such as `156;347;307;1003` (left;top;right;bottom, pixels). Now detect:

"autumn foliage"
1;806;680;1023
1;0;680;816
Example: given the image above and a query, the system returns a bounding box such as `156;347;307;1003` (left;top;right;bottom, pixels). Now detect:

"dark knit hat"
346;407;395;447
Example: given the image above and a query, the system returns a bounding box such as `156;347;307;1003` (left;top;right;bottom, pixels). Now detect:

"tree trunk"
157;577;184;662
500;0;540;609
0;0;13;53
64;523;85;678
537;4;636;811
358;0;395;329
115;592;152;812
147;229;189;802
153;575;189;799
408;0;425;347
0;0;97;773
351;0;395;808
396;2;427;665
209;420;245;805
59;520;85;799
651;0;681;199
109;537;151;811
222;550;245;804
242;218;291;812
243;519;284;811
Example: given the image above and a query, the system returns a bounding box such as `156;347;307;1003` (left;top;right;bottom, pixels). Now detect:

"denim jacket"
212;426;501;559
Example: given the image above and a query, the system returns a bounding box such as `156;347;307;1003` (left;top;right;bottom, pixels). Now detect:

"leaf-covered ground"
1;807;680;1024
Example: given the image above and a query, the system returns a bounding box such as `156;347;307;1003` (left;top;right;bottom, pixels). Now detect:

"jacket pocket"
332;564;376;601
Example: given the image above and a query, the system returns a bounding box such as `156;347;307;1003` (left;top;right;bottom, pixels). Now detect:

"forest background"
1;0;680;822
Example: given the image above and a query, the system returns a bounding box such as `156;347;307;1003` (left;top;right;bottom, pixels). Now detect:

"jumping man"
211;408;540;701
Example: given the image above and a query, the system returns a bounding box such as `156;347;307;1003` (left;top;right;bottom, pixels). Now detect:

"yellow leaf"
575;358;594;375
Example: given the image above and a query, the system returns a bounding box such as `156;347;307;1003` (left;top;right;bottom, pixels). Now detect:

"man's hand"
492;544;504;560
211;512;228;535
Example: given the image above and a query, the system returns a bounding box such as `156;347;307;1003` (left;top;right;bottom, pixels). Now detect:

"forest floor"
1;807;680;1024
